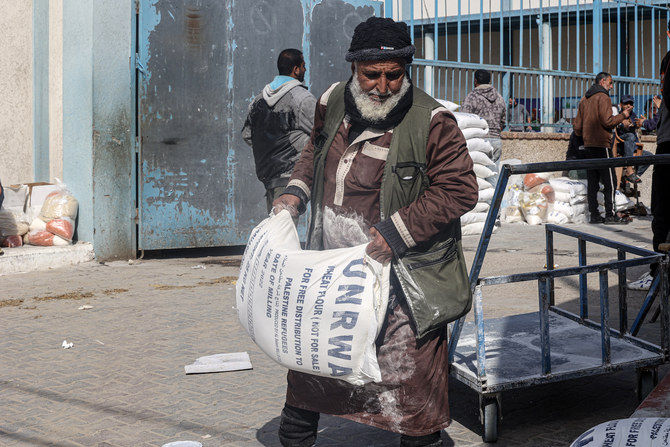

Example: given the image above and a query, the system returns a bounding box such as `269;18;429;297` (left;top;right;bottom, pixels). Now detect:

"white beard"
350;73;410;123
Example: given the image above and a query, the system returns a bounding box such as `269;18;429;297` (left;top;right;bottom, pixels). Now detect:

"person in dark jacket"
272;17;477;447
573;72;632;224
460;69;506;163
628;22;670;291
242;49;317;213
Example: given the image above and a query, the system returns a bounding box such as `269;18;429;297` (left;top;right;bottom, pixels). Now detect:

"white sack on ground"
554;190;587;205
462;127;489;140
461;212;488;225
549;178;588;197
435;98;459;112
547;210;570;224
571;418;670;447
473;164;496;179
471;202;491;213
236;210;390;386
453;112;489;130
462;221;498;236
469;150;496;167
466;138;494;156
597;190;635;212
479;188;495;203
477;177;494;191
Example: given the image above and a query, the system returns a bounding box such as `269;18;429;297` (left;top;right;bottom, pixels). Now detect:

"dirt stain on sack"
33;291;94;301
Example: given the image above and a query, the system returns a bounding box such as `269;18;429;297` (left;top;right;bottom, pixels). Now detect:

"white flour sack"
571;418;670;447
236;210;390;385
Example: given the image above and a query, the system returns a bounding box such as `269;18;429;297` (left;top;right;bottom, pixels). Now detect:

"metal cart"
447;156;670;442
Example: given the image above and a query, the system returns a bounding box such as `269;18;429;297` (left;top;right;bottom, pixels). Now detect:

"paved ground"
1;216;667;447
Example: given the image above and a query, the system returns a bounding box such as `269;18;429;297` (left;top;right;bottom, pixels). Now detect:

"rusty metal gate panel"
138;0;381;250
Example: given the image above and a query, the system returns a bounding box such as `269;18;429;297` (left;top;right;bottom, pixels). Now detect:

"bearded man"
272;17;478;447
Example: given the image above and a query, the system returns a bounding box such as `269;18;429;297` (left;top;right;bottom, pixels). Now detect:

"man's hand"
366;227;393;265
635;117;646;127
621;104;633;118
272;194;300;217
654;96;662;109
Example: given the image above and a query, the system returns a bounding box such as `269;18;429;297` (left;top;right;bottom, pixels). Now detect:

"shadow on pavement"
256;414;458;446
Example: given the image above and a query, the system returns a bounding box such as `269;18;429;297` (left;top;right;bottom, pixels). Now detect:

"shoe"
590;215;604;224
628;272;653;291
603;215;629;225
624;173;642;184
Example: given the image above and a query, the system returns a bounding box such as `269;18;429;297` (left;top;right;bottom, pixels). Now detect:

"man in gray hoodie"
460;69;506;162
243;49;317;213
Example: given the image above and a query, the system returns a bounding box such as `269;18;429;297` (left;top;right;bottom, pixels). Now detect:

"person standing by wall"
461;69;506;162
242;49;317;214
573;72;632;225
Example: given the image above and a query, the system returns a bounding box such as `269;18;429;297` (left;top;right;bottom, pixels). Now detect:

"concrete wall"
62;0;135;260
0;2;33;186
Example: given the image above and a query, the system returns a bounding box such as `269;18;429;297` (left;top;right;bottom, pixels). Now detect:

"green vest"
308;82;471;338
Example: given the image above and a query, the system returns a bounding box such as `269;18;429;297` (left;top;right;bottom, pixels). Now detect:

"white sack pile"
453;112;498;236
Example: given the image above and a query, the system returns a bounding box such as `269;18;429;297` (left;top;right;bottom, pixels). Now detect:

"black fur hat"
345;17;415;63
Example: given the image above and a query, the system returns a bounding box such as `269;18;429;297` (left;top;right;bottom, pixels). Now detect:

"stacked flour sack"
455;112;498;236
502;171;588;225
597;189;635;216
436;99;498;236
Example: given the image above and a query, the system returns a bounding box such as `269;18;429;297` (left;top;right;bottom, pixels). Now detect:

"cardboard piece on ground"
184;352;252;374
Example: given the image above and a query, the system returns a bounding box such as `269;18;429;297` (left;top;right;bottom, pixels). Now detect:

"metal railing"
448;155;670;370
387;0;670;130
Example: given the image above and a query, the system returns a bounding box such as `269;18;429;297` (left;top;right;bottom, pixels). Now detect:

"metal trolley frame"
447;156;670;442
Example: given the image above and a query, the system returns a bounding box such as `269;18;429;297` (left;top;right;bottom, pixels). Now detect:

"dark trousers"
278;404;443;447
585;146;617;217
652;141;670;252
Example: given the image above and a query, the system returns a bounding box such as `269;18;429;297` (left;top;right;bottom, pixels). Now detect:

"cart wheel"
637;370;656;401
482;399;499;443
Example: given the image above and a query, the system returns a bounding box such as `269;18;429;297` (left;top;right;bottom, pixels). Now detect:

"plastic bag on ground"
519;191;548;225
25;230;70;246
46;217;75;241
1;235;23;247
39;179;78;222
236;210;390;386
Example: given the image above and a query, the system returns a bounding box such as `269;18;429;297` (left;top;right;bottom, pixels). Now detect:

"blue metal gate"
137;0;381;250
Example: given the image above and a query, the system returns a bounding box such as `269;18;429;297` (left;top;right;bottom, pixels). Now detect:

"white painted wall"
0;2;34;186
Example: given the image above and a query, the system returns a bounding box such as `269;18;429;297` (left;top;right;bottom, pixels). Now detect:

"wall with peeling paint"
0;2;34;186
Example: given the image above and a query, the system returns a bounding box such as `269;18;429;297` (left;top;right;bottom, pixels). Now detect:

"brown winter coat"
573;84;625;148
